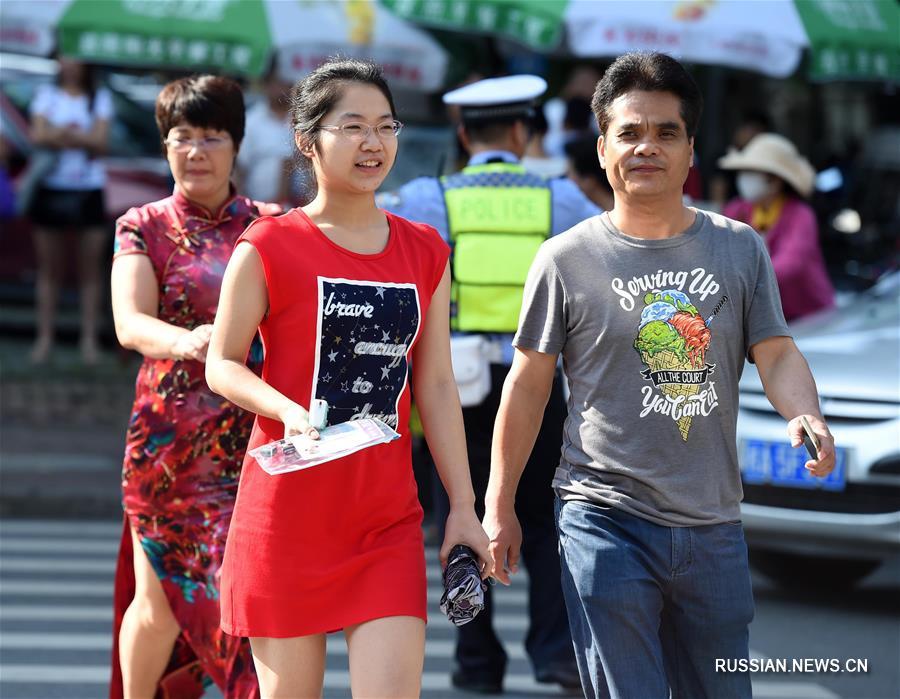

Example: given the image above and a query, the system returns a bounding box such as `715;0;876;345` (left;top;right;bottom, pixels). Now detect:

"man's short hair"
591;52;703;138
462;116;523;145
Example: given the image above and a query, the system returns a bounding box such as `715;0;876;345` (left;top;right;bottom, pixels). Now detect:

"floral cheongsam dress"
109;189;277;699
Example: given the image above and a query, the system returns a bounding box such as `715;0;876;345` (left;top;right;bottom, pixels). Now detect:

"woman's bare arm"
111;254;209;360
206;243;316;437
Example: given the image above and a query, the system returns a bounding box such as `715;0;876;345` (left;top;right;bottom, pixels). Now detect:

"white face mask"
736;171;771;203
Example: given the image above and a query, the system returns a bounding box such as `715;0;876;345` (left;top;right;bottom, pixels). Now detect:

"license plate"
741;440;847;491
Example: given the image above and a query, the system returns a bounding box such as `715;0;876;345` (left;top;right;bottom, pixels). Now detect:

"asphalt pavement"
0;335;133;519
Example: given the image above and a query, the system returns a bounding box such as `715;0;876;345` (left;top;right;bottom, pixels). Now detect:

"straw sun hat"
718;133;816;198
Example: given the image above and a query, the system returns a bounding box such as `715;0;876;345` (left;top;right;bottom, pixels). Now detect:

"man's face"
599;90;694;202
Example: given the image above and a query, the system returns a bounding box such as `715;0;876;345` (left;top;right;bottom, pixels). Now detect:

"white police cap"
443;75;547;121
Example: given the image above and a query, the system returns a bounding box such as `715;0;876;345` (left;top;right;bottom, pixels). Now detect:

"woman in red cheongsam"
109;75;276;699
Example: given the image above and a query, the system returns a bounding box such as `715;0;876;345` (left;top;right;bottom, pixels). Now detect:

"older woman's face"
164;122;235;208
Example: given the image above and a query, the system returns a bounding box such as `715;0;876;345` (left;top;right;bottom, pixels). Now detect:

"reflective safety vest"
441;162;552;332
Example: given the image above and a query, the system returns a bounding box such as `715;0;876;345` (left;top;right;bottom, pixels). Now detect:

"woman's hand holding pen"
279;403;320;441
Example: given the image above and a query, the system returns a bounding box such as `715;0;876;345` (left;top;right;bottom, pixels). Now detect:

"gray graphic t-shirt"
514;209;789;526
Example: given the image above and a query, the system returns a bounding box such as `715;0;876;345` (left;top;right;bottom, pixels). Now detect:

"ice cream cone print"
640;349;699;441
634;289;714;442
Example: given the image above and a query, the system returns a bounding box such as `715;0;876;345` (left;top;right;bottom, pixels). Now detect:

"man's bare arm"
751;335;835;477
484;347;559;583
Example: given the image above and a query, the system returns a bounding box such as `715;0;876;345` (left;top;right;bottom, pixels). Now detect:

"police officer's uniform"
383;76;599;691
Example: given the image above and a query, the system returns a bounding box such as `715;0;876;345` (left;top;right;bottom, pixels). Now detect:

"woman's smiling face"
302;82;398;195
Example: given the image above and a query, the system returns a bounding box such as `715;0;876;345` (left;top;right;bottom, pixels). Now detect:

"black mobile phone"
800;416;820;460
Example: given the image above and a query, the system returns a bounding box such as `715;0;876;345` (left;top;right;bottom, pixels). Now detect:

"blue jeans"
554;498;754;699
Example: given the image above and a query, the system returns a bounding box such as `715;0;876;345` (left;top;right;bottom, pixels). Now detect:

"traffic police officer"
383;75;598;693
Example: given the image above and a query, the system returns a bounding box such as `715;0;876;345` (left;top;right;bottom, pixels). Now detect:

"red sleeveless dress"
220;208;449;637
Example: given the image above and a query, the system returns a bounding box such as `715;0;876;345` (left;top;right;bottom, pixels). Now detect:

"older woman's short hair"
155;75;245;151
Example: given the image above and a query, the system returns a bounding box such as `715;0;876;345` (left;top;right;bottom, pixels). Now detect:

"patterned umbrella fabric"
49;0;447;90
382;0;899;82
0;0;69;57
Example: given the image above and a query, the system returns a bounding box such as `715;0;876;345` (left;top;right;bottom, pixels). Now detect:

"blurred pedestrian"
236;65;297;206
543;64;601;157
383;75;596;693
445;70;488;171
709;110;772;208
564;135;614;211
484;52;836;699
522;108;568;179
720;133;835;321
27;58;112;365
205;58;490;698
109;75;274;699
0;137;15;220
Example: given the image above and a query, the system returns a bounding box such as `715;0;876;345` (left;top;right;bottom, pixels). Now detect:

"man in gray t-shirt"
483;53;836;699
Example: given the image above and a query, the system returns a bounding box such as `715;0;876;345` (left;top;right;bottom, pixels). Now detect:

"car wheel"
750;550;881;589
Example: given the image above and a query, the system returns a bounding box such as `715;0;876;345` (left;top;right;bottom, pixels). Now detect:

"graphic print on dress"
311;277;421;432
609;268;730;442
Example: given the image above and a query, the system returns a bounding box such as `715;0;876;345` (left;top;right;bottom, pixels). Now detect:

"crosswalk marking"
0;605;524;627
1;604;113;621
0;633;533;660
0;632;111;650
0;519;848;699
0;580;113;596
0;665;111;683
753;683;841;699
0;518;557;699
0;520;121;537
0;557;115;573
0;580;528;604
427;585;529;604
0;538;120;555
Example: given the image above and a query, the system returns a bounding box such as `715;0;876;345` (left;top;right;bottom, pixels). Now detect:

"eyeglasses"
164;136;232;153
317;120;403;142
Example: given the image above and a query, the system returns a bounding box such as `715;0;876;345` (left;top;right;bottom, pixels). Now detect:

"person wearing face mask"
719;133;835;321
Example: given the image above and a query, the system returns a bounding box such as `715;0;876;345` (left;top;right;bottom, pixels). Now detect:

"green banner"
381;0;568;51
796;0;900;81
58;0;271;76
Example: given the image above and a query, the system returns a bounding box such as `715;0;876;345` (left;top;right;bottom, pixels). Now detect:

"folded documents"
249;418;400;475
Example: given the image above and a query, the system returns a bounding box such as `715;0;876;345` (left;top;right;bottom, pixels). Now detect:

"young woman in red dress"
206;59;491;697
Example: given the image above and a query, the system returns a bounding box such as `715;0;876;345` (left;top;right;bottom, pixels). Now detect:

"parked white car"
737;272;900;588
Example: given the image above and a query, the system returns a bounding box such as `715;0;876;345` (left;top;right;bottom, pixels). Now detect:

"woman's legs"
30;227;64;363
248;616;424;698
250;635;327;698
78;225;107;364
345;616;425;698
118;525;181;698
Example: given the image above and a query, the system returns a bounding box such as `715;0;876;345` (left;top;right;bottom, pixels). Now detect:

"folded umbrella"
440;544;488;627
